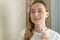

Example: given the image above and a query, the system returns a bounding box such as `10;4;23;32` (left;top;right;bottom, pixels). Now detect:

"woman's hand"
41;33;50;40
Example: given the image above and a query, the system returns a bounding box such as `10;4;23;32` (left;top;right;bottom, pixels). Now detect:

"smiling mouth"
34;18;41;20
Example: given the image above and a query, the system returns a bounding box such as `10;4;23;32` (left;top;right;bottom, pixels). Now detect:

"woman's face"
30;3;49;25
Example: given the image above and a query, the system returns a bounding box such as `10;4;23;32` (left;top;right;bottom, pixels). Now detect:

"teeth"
34;18;40;20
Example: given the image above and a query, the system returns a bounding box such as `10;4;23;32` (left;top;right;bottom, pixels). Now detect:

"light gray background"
51;0;60;33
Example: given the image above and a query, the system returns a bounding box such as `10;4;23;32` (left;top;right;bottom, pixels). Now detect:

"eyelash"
38;10;42;12
31;11;35;13
31;10;42;13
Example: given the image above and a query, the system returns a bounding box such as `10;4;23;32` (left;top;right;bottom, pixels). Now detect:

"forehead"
31;3;46;10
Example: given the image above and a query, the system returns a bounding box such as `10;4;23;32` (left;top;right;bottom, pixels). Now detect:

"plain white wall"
0;0;26;40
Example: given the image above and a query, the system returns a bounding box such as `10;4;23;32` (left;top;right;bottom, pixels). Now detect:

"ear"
45;12;49;18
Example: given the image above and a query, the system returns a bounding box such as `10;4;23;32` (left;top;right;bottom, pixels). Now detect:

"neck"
34;24;48;33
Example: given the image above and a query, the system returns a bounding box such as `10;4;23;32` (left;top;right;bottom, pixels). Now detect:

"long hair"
24;1;48;40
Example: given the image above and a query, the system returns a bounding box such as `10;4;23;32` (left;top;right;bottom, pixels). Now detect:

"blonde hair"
24;1;48;40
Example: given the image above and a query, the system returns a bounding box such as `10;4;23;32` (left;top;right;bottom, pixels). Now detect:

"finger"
41;33;49;40
41;36;49;40
42;32;48;37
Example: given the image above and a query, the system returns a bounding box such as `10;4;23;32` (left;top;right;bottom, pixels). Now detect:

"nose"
34;12;38;17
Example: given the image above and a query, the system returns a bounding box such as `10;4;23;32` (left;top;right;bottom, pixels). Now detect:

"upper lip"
34;18;41;20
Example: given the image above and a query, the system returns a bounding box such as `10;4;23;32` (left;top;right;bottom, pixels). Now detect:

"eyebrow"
31;8;42;10
31;9;35;11
38;8;42;10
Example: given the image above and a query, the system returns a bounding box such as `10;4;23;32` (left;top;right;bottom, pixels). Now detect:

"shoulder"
48;29;60;40
49;29;60;35
19;29;26;40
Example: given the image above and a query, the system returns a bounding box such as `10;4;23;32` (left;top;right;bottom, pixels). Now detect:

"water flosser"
40;27;46;39
40;27;45;32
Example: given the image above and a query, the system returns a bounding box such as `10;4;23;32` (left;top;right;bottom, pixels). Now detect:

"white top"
19;29;60;40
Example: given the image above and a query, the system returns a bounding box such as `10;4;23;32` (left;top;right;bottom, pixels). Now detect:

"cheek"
30;13;33;20
41;14;46;18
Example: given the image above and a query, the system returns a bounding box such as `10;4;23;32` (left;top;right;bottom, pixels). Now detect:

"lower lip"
34;18;41;20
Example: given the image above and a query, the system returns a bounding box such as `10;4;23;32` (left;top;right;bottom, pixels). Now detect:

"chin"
33;21;40;24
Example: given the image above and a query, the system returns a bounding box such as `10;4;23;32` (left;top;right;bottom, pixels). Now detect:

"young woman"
19;1;60;40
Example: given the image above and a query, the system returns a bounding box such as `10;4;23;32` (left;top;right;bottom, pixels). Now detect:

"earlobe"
46;12;49;18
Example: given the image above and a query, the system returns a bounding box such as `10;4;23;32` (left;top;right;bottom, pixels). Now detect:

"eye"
38;10;43;13
31;10;35;13
38;8;43;13
38;10;42;12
